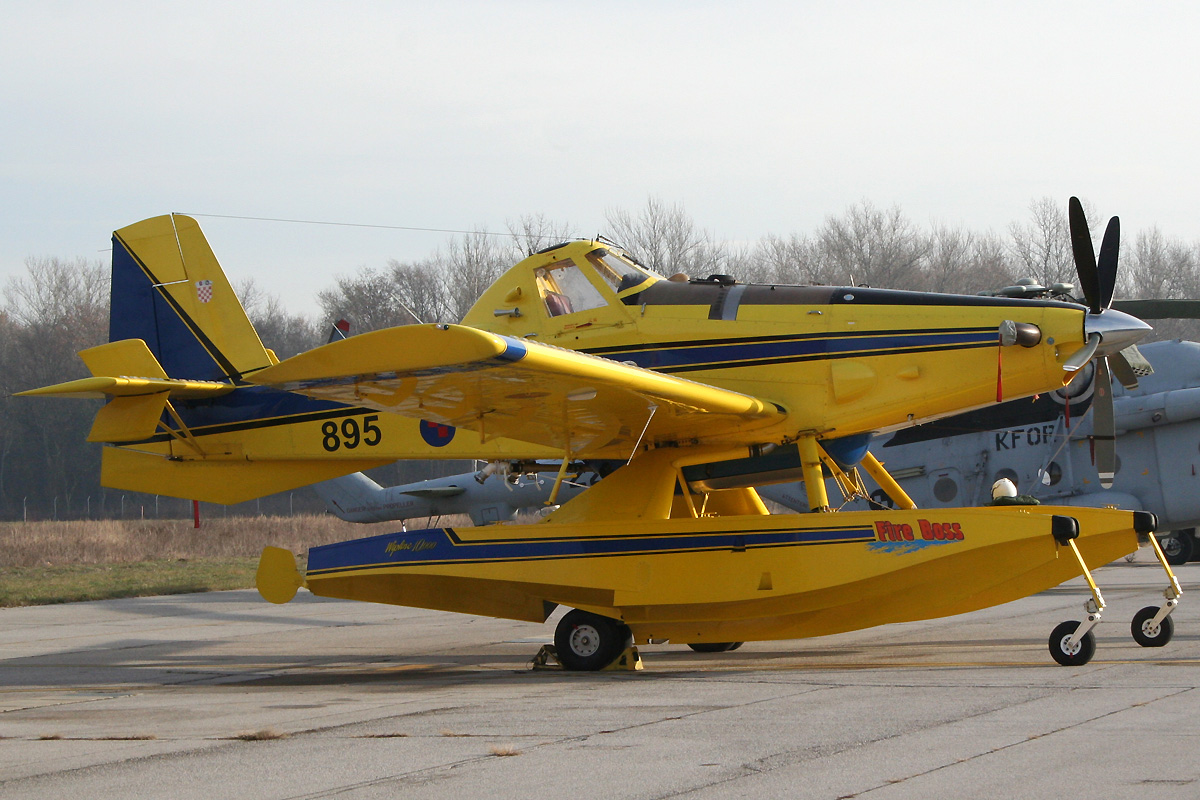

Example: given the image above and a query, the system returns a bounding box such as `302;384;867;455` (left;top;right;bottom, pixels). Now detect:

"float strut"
797;436;829;512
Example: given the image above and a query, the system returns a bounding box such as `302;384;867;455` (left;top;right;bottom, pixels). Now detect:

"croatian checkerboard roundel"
196;280;214;303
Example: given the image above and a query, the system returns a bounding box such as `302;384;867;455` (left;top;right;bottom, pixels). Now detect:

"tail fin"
109;214;276;381
19;214;391;503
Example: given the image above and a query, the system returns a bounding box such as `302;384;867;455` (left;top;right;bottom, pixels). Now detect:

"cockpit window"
536;259;608;317
586;248;655;295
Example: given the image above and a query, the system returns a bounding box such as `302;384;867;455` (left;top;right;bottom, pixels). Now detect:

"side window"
536;260;607;317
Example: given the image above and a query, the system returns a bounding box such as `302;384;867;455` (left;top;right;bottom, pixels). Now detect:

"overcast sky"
3;1;1198;316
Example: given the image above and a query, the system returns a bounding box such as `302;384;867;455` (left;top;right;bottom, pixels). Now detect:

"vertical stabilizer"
110;214;275;381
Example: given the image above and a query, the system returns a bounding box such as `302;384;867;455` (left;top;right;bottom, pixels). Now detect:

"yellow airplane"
22;208;1177;670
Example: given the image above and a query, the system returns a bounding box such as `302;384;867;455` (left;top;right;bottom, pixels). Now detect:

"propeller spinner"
1065;196;1152;488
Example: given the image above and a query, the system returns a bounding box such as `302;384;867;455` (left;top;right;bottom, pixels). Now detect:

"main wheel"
554;609;632;671
1131;605;1174;647
1159;531;1193;566
1049;620;1096;666
687;642;744;653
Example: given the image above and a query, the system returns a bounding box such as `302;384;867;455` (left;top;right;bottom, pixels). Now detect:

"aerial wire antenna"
178;211;525;241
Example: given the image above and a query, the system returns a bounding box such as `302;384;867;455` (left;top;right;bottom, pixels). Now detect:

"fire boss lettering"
875;519;964;542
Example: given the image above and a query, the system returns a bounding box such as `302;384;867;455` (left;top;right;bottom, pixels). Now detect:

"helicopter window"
933;476;958;503
586;249;654;295
536;260;607;317
993;469;1019;490
1044;461;1063;486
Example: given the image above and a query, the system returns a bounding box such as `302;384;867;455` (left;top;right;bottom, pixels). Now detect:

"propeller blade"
1093;357;1116;489
1096;216;1120;310
1069;196;1100;314
1108;349;1140;389
1062;332;1101;372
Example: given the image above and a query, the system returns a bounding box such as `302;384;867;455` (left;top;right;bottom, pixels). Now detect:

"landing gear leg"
1048;519;1105;667
1134;529;1183;647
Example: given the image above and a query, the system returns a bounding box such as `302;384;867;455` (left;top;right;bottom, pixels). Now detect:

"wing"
248;324;786;457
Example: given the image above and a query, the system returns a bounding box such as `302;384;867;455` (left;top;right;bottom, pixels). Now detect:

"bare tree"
236;279;323;359
604;197;731;277
1007;197;1078;288
1125;228;1200;341
812;201;930;288
317;266;414;334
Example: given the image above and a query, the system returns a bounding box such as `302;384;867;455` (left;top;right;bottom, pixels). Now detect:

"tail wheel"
554;609;632;671
687;642;744;653
1049;620;1096;666
1131;606;1174;647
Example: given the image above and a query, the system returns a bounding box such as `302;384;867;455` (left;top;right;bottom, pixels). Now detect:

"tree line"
4;197;1200;521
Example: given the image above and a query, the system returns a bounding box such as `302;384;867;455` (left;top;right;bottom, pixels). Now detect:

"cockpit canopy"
535;247;657;318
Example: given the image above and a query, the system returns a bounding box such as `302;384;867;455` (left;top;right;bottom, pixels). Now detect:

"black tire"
1131;605;1174;647
554;609;632;671
1049;620;1096;666
686;642;744;653
1159;531;1193;566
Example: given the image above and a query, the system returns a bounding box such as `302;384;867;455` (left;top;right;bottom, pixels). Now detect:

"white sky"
3;1;1199;316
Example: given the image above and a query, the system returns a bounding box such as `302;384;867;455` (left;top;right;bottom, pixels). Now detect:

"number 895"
321;415;382;452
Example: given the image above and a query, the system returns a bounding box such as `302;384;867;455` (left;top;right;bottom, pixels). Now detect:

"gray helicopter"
312;462;595;527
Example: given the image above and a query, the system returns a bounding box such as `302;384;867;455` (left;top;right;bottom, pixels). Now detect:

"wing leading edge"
248;324;787;457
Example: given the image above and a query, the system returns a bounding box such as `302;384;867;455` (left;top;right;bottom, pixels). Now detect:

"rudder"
110;214;275;381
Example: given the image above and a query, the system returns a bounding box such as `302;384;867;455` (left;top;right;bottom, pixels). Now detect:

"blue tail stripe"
109;235;227;382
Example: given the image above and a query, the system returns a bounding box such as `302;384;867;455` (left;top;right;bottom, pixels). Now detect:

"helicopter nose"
1085;308;1152;356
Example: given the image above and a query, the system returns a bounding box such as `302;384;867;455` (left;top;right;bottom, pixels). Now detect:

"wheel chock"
602;646;643;671
528;644;643;671
529;645;561;670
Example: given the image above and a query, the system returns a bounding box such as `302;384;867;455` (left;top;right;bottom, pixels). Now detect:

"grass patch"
0;558;258;607
0;515;470;607
231;728;290;741
489;744;522;757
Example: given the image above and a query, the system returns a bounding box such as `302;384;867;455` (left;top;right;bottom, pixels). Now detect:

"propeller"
1064;196;1152;488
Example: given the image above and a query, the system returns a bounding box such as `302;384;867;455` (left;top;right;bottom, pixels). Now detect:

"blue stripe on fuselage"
592;329;996;371
306;524;876;574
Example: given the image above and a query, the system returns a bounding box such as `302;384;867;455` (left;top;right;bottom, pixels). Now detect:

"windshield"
586;248;655;294
535;259;608;317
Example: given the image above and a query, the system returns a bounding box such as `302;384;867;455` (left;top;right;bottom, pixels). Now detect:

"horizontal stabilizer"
17;339;233;400
402;486;467;498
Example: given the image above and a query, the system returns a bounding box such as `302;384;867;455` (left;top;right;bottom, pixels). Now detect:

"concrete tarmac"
2;552;1199;799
